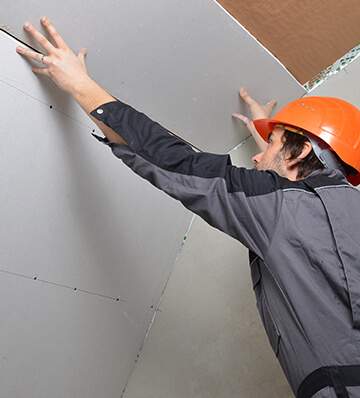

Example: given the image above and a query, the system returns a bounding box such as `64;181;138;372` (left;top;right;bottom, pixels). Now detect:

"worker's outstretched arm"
88;98;283;260
16;17;283;259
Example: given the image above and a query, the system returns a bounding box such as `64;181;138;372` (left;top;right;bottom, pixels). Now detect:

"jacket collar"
303;167;349;189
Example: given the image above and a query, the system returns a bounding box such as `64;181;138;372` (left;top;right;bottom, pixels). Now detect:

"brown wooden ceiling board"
216;0;360;84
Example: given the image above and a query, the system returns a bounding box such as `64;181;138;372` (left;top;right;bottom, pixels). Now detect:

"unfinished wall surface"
216;0;360;84
0;1;305;396
0;30;193;397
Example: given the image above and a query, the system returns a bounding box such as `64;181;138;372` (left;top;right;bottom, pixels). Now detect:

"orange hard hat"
253;96;360;186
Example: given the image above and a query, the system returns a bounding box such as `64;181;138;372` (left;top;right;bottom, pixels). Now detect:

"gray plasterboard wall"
0;1;306;396
0;30;192;397
0;0;305;154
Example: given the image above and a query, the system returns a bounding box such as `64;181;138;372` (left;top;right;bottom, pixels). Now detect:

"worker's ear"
286;140;313;167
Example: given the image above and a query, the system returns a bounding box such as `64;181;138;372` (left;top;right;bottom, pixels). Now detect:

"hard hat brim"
253;118;281;141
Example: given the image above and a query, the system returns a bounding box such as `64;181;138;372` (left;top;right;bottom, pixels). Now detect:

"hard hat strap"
305;135;348;175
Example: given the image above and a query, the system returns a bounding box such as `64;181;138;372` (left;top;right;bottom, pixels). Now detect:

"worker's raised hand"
232;88;277;152
237;88;276;120
16;16;92;95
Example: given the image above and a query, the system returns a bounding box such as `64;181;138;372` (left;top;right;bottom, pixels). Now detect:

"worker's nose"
252;152;263;166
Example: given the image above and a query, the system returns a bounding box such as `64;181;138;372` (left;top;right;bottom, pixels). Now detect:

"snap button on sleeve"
96;109;104;114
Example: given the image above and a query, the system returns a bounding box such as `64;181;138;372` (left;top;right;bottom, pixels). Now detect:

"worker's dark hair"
280;130;325;179
280;130;358;179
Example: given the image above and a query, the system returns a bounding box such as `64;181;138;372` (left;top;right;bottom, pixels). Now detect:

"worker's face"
251;127;288;177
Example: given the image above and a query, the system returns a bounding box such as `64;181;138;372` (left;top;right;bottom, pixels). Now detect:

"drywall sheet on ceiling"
217;0;360;84
307;57;360;106
0;0;305;153
0;30;192;396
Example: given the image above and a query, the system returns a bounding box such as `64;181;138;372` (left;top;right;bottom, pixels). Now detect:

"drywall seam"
0;268;147;334
212;0;301;86
120;213;196;398
0;27;40;53
0;267;148;331
149;213;196;306
0;266;126;302
227;134;253;154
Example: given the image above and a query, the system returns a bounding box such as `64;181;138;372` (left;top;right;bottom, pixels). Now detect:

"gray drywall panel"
0;28;193;388
0;0;305;153
307;56;360;106
0;271;143;398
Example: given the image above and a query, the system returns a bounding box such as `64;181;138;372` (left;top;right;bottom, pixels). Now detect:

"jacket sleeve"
90;99;283;259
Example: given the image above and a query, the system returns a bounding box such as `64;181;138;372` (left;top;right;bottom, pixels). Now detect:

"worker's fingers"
17;22;90;94
23;21;56;54
16;46;51;65
239;87;257;106
232;112;256;132
263;99;277;117
40;16;69;50
232;112;250;125
239;87;275;120
78;48;88;70
232;112;268;148
31;66;50;76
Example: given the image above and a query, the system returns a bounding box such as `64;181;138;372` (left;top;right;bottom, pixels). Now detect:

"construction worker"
16;17;360;398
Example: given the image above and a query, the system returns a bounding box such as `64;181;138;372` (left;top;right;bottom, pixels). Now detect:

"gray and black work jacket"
90;99;360;398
